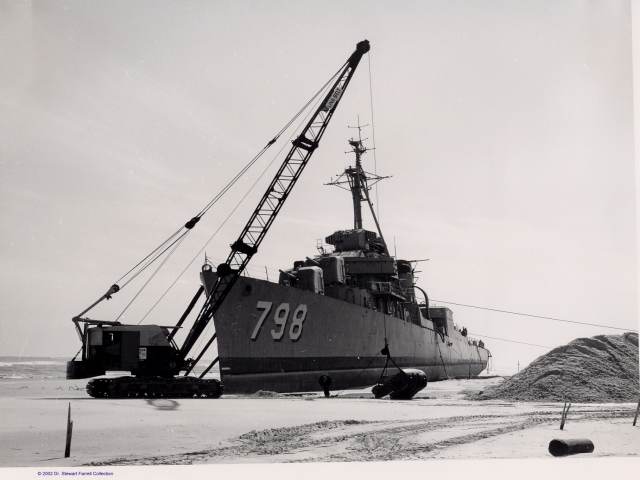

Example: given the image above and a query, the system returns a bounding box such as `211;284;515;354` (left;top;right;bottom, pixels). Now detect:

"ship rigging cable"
432;299;637;333
367;51;380;220
468;332;551;349
377;340;404;384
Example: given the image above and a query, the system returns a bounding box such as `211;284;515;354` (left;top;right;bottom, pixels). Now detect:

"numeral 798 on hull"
250;301;308;341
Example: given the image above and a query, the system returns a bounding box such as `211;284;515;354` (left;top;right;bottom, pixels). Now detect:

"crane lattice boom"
180;40;371;372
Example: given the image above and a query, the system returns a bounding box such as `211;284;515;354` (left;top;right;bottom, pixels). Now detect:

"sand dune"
476;333;639;402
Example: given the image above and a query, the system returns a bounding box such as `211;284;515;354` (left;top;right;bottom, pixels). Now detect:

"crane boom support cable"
105;61;347;296
137;161;274;324
432;299;637;333
114;231;189;322
195;62;346;219
182;41;371;370
185;84;338;365
114;228;184;285
137;77;332;324
119;230;189;290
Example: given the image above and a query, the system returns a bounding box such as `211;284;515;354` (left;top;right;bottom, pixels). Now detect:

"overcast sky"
0;0;637;374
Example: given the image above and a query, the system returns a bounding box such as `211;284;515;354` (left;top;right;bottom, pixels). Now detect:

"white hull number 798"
250;301;308;341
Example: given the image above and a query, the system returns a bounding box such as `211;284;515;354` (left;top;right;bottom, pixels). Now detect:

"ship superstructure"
208;128;489;393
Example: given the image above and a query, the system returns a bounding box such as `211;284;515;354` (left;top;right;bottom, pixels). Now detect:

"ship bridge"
325;228;387;254
276;126;427;325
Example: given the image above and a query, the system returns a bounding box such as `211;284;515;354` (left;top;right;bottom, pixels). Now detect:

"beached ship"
207;130;490;393
67;40;489;398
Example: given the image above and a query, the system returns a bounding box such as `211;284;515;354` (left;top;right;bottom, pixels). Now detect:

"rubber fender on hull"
372;369;427;400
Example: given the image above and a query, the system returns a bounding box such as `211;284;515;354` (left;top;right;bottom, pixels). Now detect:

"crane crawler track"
86;376;223;399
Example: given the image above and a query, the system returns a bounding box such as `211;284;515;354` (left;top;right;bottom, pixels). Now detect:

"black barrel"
372;369;427;400
548;438;594;457
390;369;428;400
372;372;407;399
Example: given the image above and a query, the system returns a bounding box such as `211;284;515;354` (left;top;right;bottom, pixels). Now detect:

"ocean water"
0;356;219;381
0;356;67;380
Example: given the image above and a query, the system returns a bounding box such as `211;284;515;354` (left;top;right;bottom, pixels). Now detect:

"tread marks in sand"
86;408;633;465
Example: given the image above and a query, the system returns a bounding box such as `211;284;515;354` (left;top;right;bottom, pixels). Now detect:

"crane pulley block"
105;284;120;299
184;216;201;229
216;263;235;277
230;240;258;256
292;135;318;151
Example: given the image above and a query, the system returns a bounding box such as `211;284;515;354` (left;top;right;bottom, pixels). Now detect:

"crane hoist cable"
194;61;348;220
136;76;331;325
117;233;188;323
73;59;347;321
118;61;345;286
118;230;190;290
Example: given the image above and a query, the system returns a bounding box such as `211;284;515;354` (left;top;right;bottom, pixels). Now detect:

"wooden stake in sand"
560;402;571;430
64;402;73;458
633;397;640;427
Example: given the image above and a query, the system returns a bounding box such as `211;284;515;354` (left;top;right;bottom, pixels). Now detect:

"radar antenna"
326;116;390;253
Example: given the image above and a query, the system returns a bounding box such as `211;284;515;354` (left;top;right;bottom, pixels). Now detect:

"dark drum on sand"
548;438;594;457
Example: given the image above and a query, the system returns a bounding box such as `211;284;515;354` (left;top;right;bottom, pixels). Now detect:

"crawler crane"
66;40;370;398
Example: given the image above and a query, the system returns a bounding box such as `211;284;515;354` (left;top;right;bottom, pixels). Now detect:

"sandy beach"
1;376;638;468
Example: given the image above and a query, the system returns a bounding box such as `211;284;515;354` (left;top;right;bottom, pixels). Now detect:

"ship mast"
326;117;390;252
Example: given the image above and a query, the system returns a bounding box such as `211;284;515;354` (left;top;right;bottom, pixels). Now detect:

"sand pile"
477;332;639;402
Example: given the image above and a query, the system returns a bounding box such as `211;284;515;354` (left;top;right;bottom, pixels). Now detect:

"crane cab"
67;322;182;379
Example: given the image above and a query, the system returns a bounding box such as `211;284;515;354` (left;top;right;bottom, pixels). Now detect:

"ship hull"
213;277;489;393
